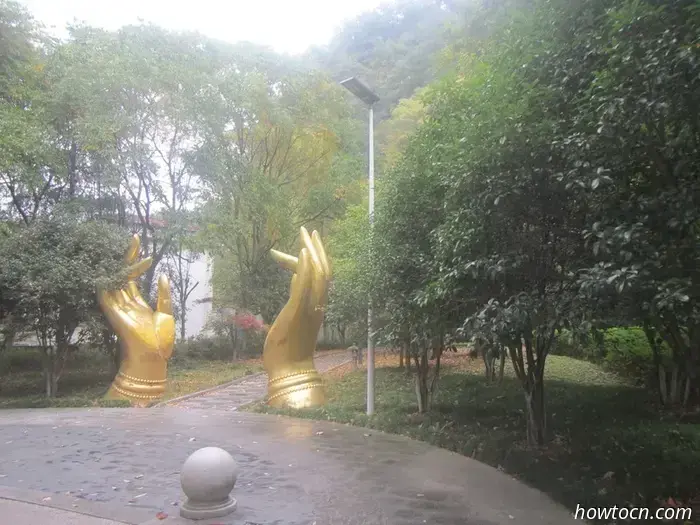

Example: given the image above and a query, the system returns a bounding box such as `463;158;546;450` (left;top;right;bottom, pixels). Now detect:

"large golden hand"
263;226;331;409
98;234;175;407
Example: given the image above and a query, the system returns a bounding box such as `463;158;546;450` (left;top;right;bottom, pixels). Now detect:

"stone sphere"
180;447;238;503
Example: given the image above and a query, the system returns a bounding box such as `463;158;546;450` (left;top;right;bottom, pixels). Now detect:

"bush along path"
162;350;351;410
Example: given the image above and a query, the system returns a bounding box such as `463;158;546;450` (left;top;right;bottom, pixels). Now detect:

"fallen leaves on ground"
322;349;483;381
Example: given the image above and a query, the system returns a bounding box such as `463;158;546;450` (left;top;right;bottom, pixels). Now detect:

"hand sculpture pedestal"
263;227;331;410
266;366;326;409
105;361;169;408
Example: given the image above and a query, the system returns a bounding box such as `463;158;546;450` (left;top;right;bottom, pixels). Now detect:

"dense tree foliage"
575;0;700;407
372;0;700;443
325;201;371;346
0;209;127;396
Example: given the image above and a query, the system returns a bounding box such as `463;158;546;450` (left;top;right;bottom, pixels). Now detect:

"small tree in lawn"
326;203;371;349
0;211;127;397
471;330;507;385
208;308;266;361
231;311;266;359
372;118;452;413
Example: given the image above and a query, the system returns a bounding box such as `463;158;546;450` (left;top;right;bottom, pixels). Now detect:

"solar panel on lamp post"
339;77;379;416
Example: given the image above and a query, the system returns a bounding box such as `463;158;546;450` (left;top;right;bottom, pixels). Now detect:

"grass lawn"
0;346;262;409
249;351;700;520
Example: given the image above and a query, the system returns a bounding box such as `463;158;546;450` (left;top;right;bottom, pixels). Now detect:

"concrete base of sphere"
180;495;237;520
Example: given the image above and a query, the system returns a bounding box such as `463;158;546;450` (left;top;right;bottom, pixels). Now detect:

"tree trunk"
591;327;605;359
483;350;491;381
104;329;120;375
524;372;546;447
415;371;429;413
143;264;156;302
498;349;506;384
51;373;60;398
399;345;405;369
670;364;680;404
429;347;442;404
659;365;669;405
338;324;346;347
234;328;246;360
644;322;668;405
45;361;55;398
477;339;495;382
227;326;238;361
43;349;59;398
232;332;240;361
415;376;428;412
482;344;497;383
179;312;187;342
414;349;430;413
68;141;78;197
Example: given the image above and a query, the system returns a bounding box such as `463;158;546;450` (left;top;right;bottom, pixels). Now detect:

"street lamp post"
340;77;379;416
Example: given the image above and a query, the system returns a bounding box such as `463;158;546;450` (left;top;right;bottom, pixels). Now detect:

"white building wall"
182;252;213;339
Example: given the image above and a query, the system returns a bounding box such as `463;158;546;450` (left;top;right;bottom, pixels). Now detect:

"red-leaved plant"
231;312;266;332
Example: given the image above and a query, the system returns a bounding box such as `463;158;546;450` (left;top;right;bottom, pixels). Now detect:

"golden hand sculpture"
98;234;175;407
263;226;331;409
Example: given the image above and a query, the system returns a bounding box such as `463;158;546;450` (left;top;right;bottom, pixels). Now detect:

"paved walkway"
164;350;352;410
0;348;583;524
0;408;579;525
0;498;127;525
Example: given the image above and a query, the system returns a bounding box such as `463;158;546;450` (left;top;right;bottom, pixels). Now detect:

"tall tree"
576;0;700;406
0;1;62;226
196;61;361;321
47;24;213;297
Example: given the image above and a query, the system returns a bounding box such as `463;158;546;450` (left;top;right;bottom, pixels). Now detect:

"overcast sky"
19;0;384;55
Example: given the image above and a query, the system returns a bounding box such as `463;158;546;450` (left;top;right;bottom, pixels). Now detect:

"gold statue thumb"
263;226;331;409
98;234;175;407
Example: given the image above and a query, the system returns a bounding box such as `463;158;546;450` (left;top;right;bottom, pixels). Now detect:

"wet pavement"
0;498;128;525
0;349;579;524
164;350;352;410
0;408;577;525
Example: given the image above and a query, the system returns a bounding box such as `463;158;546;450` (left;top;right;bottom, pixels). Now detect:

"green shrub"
551;330;601;359
551;327;671;386
244;331;265;357
0;346;46;373
551;330;581;357
602;327;670;385
173;336;232;362
172;333;264;363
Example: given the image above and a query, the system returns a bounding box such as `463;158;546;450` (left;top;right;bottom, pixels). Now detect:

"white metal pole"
367;104;375;416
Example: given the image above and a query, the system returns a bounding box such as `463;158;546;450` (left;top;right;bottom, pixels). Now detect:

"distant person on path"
348;345;363;369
